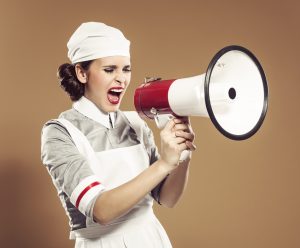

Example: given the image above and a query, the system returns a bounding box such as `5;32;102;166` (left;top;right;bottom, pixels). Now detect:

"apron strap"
123;111;144;144
56;118;96;160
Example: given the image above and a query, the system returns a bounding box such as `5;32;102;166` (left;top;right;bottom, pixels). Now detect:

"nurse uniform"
41;96;173;247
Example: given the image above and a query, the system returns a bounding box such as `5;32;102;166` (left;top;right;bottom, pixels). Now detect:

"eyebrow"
102;65;131;68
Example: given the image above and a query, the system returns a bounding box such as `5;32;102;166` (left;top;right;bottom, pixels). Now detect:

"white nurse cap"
67;22;130;64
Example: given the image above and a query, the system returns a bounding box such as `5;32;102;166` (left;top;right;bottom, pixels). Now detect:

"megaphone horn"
134;45;268;140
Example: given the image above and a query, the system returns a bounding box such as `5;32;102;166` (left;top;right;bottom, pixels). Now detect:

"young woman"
41;22;196;248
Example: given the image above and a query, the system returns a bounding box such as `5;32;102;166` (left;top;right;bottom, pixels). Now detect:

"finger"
178;116;189;124
178;142;188;152
173;123;189;131
173;116;189;123
175;131;194;141
163;118;176;132
186;141;196;151
173;118;184;124
186;117;190;124
174;137;186;144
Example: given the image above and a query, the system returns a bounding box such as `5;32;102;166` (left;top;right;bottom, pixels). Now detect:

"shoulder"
41;109;75;140
42;108;86;135
41;119;70;142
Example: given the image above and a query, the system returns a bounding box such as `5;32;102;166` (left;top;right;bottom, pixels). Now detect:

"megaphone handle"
154;114;191;162
154;114;173;129
179;150;191;162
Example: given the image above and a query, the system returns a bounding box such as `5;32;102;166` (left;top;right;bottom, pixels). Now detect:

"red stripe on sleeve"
75;182;101;208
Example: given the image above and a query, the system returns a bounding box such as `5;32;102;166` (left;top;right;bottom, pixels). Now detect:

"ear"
75;64;88;84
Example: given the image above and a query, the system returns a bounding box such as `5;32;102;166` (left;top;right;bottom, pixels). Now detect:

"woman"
41;22;196;248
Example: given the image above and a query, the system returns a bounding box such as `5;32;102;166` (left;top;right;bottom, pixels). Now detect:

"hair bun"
57;63;85;101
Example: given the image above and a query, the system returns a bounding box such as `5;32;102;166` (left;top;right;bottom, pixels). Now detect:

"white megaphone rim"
204;45;269;140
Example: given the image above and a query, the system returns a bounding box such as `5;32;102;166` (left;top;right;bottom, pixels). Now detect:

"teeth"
110;89;123;93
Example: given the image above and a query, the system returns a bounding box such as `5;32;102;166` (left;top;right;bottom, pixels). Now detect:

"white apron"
57;113;172;248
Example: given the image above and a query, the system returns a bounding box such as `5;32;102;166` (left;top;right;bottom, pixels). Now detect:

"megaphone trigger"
154;113;174;129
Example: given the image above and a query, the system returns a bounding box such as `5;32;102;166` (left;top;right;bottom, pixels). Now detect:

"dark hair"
57;60;93;101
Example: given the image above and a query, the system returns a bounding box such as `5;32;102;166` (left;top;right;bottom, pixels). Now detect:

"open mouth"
107;87;124;104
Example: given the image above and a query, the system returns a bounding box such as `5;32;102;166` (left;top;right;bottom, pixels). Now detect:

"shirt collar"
73;96;115;129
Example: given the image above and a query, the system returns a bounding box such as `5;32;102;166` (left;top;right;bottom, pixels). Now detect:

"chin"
106;104;120;112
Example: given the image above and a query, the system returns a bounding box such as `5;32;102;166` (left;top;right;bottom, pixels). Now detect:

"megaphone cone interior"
204;46;268;140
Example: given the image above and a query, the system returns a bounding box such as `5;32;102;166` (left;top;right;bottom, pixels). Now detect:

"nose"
115;73;126;85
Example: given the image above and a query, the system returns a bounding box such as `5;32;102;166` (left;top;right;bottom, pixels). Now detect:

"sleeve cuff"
70;175;105;214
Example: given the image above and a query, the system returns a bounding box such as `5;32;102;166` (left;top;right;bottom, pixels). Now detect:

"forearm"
93;159;171;225
159;157;191;208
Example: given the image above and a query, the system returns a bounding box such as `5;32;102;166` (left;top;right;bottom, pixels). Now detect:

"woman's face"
84;56;131;113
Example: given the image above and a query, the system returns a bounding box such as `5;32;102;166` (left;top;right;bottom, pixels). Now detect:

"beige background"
0;0;299;247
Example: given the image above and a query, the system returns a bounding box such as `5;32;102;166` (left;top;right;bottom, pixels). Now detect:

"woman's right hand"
159;118;195;172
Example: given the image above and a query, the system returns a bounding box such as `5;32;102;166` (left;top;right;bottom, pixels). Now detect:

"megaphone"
134;45;268;141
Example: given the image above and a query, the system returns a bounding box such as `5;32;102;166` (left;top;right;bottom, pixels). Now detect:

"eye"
123;67;132;73
104;68;114;73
